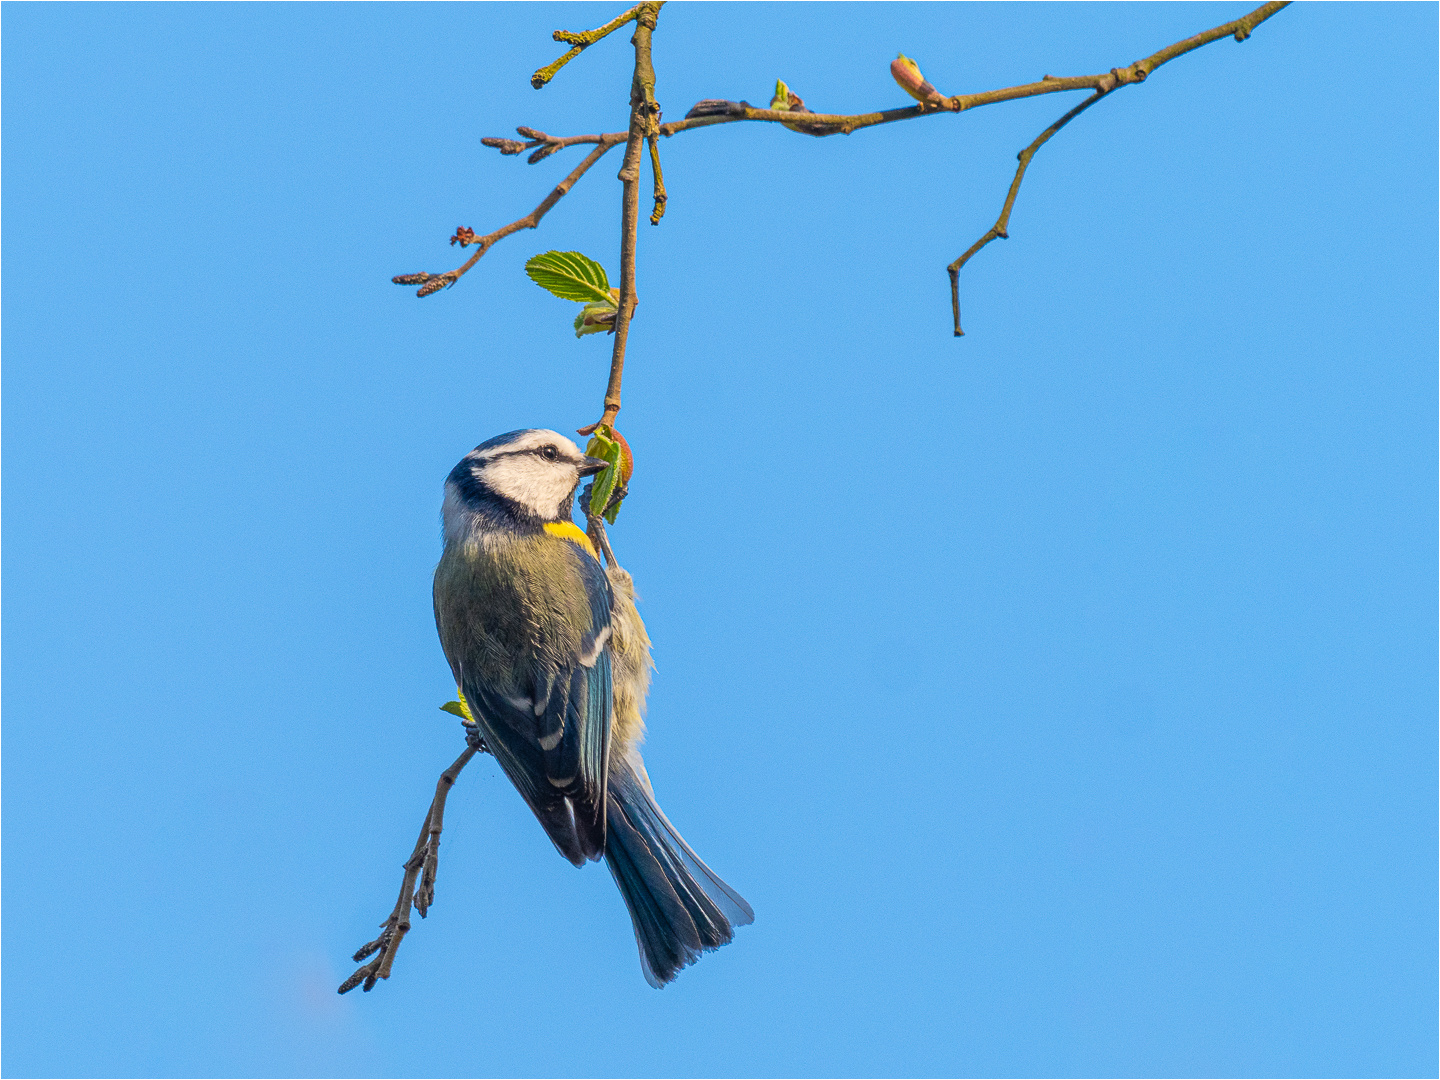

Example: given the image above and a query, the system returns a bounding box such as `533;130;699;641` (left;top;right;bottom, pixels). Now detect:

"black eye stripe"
476;444;569;466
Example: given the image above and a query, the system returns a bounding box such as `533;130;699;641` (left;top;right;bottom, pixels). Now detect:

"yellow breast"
543;520;598;560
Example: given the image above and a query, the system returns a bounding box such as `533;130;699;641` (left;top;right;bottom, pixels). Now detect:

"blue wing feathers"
438;527;752;984
447;533;616;864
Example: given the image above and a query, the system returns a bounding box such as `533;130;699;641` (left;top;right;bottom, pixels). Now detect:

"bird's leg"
587;515;617;568
338;738;482;994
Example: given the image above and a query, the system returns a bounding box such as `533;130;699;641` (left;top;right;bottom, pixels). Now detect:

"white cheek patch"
478;456;575;518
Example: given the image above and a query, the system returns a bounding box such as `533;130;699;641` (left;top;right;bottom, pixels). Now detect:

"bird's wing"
459;534;614;863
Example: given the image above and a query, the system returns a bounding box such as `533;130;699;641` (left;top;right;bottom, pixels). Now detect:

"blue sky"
3;3;1435;1077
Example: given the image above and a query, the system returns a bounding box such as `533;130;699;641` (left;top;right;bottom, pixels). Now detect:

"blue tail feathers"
604;759;754;987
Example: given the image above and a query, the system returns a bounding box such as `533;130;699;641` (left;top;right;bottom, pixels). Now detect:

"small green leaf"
525;251;613;305
584;429;624;519
440;691;477;723
603;491;624;525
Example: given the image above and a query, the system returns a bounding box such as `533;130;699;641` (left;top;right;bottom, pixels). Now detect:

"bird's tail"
604;753;754;987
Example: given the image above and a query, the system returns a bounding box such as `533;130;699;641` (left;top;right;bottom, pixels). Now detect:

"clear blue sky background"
3;3;1435;1077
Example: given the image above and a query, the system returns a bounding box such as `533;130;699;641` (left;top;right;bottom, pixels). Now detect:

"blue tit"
433;428;753;987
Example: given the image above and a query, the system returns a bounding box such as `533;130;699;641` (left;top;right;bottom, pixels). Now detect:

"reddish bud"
891;54;945;105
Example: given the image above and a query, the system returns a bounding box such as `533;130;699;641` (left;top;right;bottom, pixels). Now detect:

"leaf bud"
769;79;830;134
891;53;946;106
574;301;617;337
481;137;528;155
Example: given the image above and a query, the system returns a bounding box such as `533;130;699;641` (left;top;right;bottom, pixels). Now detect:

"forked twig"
392;136;625;297
338;733;484;994
403;0;1291;356
945;0;1290;334
947;89;1109;336
532;4;650;90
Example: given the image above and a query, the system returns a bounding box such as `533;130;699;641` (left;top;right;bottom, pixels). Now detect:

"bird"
433;428;754;987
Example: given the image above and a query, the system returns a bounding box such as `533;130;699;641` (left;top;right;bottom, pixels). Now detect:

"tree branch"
482;126;616;164
392;135;625;297
532;4;649;90
338;738;481;993
400;2;1289;332
946;90;1109;337
670;1;1290;135
946;0;1291;334
594;1;663;431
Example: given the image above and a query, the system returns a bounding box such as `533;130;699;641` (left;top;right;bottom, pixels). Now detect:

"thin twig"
393;135;625;297
665;1;1289;137
408;2;1289;331
646;134;667;225
947;90;1109;336
945;0;1289;335
483;128;616;164
595;1;663;431
532;4;648;90
338;739;480;994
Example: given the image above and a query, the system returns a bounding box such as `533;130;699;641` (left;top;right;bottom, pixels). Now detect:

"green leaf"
525;251;613;305
603;492;624;525
440;692;476;723
584;429;624;519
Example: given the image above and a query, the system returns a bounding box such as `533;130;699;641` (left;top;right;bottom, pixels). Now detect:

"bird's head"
446;428;609;526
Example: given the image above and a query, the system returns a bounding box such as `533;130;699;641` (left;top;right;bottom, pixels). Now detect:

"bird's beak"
577;455;610;477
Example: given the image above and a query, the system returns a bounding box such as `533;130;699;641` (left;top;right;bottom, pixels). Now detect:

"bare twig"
402;3;1289;329
666;2;1289;138
392;135;625;297
647;135;667;225
594;1;663;432
532;4;649;90
946;0;1291;334
946;90;1109;336
339;737;481;994
483;127;617;164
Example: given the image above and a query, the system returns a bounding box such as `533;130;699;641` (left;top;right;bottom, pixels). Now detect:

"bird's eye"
540;446;559;462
